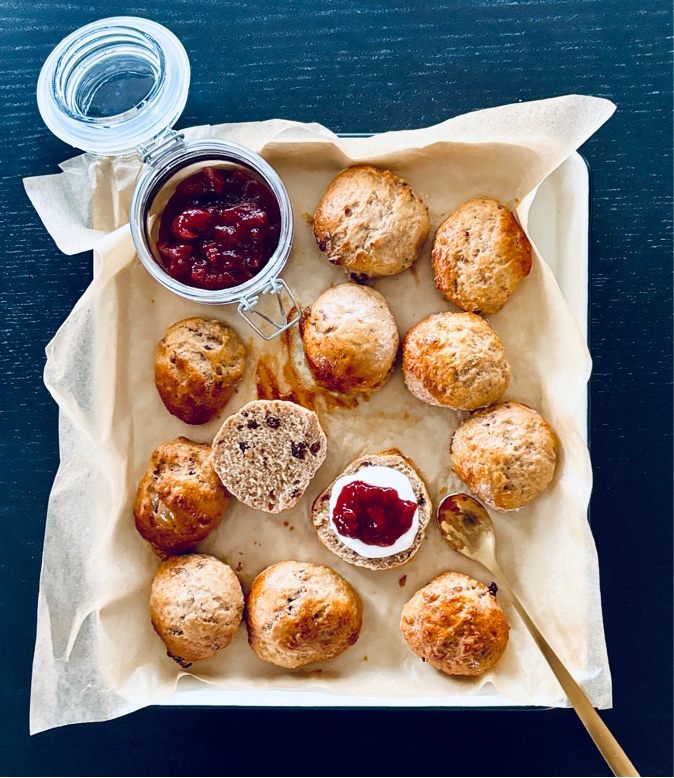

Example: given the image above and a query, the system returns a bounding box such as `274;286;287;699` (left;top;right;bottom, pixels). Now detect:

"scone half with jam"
312;449;432;570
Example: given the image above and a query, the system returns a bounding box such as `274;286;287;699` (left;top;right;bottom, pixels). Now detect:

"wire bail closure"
138;128;185;164
237;278;301;340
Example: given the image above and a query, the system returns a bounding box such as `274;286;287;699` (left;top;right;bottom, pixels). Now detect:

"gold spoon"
437;492;639;778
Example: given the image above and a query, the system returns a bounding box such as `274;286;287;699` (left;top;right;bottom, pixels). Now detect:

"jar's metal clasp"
237;278;301;341
137;128;185;165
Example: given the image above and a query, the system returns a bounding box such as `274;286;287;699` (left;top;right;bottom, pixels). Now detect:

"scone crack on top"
402;311;510;411
449;400;557;511
432;197;532;314
313;165;430;279
299;282;400;396
154;316;247;425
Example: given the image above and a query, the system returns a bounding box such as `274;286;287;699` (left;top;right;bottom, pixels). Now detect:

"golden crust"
450;401;557;511
402;311;510;410
313;165;430;279
300;283;399;395
154;317;247;425
246;561;362;668
400;571;509;676
150;554;244;667
133;437;229;557
432;198;532;314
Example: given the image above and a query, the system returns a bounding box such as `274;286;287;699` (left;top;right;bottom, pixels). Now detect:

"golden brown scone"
313;165;430;280
150;554;244;668
402;311;510;410
300;283;399;395
432;198;532;314
450;401;557;511
155;317;246;425
212;400;327;514
134;437;229;557
246;560;362;669
400;571;509;676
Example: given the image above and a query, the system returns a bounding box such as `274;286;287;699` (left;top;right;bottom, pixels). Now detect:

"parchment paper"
26;95;616;733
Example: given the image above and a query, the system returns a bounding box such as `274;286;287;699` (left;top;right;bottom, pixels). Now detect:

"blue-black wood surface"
0;1;671;776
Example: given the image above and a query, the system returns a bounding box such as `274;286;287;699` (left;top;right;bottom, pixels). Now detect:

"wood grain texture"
0;1;671;775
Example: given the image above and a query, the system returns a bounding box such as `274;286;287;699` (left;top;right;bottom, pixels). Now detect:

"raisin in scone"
432;198;532;314
401;571;510;676
246;560;362;668
450;401;557;511
212;400;327;513
155;317;246;425
313;165;430;280
402;311;510;410
134;437;229;557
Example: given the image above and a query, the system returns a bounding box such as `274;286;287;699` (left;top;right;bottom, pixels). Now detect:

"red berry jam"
332;480;417;547
156;166;281;290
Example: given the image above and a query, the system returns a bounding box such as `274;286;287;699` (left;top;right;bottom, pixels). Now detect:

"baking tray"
159;150;591;709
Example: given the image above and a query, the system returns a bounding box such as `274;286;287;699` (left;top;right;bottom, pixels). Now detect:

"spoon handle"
492;563;639;777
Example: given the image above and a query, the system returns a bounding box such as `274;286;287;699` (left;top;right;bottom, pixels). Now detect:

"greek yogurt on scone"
328;466;420;558
312;450;432;571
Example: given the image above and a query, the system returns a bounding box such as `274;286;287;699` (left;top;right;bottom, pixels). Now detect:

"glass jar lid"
37;17;190;156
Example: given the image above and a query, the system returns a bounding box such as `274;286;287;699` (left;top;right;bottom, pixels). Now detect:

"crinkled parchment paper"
25;95;615;733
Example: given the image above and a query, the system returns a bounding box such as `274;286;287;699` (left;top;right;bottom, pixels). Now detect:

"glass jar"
37;16;299;339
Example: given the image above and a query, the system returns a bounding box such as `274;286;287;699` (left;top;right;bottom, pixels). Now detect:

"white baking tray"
159;150;590;709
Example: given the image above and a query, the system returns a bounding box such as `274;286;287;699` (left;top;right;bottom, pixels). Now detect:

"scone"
134;437;229;556
300;283;399;395
432;198;532;314
400;571;509;676
313;165;430;279
212;399;327;513
450;401;557;511
402;311;510;410
312;450;432;570
246;560;362;668
150;554;244;668
155;317;247;425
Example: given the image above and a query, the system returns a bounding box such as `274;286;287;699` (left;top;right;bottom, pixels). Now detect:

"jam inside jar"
156;166;282;290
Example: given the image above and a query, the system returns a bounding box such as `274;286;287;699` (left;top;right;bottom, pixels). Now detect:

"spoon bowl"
436;492;639;778
437;491;496;558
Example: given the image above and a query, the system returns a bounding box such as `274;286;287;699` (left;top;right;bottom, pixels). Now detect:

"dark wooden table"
1;2;671;776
